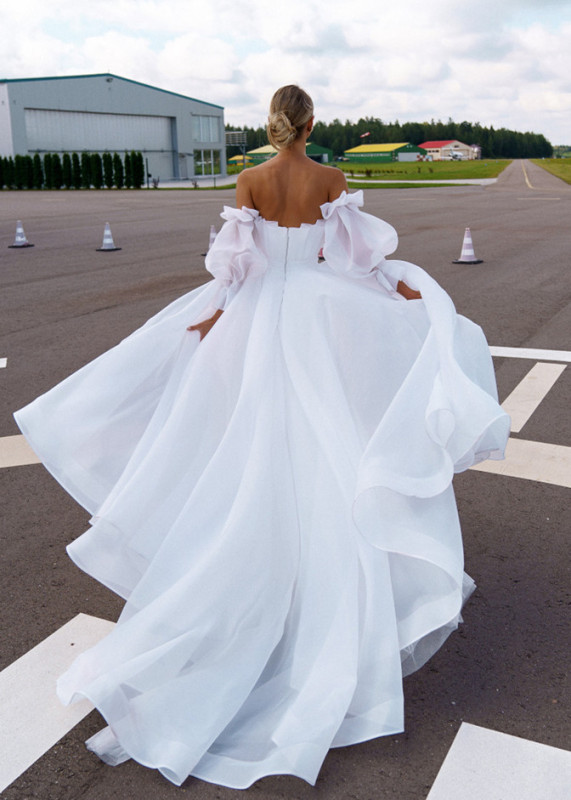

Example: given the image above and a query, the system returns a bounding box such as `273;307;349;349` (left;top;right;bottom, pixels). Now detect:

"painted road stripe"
427;722;571;800
0;358;6;368
471;437;571;488
0;613;115;793
501;362;566;433
521;161;534;189
0;434;40;468
489;346;571;362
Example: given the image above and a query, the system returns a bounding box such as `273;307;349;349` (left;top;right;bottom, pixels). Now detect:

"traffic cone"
96;222;121;252
8;220;34;248
201;225;216;256
453;227;483;264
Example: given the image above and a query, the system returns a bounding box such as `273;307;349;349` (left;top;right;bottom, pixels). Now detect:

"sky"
2;0;570;144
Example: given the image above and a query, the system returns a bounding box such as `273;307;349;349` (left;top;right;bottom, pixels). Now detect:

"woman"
15;85;509;788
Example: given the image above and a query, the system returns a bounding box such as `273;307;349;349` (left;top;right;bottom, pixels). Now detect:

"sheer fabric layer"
14;191;509;788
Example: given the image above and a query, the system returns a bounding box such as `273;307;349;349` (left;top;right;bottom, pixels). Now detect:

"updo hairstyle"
266;85;314;151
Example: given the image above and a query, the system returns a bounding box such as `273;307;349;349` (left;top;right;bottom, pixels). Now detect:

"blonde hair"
267;85;314;151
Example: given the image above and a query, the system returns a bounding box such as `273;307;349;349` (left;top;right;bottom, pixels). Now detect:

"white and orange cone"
96;222;121;252
453;227;483;264
8;220;34;248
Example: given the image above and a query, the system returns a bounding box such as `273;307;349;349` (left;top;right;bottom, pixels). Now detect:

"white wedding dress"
15;191;509;788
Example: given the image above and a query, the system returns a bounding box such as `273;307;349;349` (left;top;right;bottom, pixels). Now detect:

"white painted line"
521;161;534;189
489;346;571;362
427;722;571;800
471;437;571;488
0;613;115;793
0;358;6;369
501;362;566;433
0;435;41;468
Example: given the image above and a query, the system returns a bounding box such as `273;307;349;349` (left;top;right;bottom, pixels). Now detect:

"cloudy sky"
2;0;570;144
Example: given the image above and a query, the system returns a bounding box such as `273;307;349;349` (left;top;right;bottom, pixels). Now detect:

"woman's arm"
187;308;223;339
397;280;422;300
236;170;254;209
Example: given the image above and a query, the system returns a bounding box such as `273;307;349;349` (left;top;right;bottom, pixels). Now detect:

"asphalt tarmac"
0;160;569;799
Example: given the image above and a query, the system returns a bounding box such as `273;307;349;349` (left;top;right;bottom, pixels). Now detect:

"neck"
278;134;309;160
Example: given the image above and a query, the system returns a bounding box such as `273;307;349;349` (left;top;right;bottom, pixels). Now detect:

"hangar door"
25;108;175;174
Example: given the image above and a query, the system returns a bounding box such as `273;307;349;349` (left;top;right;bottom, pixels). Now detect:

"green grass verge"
347;181;467;189
338;159;511;180
530;159;571;185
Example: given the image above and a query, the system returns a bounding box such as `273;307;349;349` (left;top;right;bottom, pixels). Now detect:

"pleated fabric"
14;191;509;787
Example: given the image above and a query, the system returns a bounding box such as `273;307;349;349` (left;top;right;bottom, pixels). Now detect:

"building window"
192;115;220;143
194;149;222;175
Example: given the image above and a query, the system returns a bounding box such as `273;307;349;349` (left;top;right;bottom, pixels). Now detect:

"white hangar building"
0;73;225;180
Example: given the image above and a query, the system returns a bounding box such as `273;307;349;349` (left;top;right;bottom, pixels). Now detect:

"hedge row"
0;151;146;190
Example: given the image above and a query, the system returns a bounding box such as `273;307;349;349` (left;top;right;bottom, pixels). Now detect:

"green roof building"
344;142;427;162
248;142;334;163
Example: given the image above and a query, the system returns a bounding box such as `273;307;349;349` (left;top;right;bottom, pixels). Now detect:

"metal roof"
418;140;460;148
345;143;411;153
0;73;223;109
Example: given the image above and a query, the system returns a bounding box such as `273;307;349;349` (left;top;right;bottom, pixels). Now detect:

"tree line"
226;118;552;159
0;151;146;190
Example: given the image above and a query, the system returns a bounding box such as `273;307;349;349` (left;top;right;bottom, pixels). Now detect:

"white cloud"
0;0;570;143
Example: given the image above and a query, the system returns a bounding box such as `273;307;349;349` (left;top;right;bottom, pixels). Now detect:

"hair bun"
267;111;297;149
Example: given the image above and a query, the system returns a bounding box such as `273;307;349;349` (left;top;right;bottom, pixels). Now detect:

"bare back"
236;152;347;228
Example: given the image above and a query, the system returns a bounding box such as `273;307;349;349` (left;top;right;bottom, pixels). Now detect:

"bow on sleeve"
205;206;268;309
321;190;401;295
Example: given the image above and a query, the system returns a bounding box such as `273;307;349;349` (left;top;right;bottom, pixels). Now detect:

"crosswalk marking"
0;358;6;369
500;362;566;433
489;346;571;362
471;437;571;488
0;434;40;468
427;722;571;800
0;613;115;794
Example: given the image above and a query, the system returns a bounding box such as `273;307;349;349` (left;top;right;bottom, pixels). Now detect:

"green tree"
14;155;26;189
103;152;114;188
91;153;103;189
131;151;144;188
62;153;72;188
0;157;4;189
5;157;15;188
113;152;124;189
33;154;44;189
81;152;92;188
124;152;132;188
72;152;81;189
51;154;63;189
24;156;34;189
43;154;53;189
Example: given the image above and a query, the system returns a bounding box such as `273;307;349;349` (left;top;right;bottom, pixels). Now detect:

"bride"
15;85;509;788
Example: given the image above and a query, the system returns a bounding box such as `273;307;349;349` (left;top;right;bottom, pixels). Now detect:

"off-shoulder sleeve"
205;206;268;309
320;190;401;295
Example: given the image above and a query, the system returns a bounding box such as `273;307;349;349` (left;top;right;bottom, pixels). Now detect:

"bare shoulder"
313;162;348;200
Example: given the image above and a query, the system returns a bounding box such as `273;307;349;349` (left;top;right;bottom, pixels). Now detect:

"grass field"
337;159;511;180
531;159;571;185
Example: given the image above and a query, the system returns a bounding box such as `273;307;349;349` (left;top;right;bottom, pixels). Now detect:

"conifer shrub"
91;153;103;189
33;154;44;189
103;152;114;189
113;152;124;189
62;153;72;188
72;153;82;189
124;152;132;188
52;154;63;189
81;152;92;188
43;154;54;189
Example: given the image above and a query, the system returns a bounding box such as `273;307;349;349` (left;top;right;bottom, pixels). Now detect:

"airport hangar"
0;73;226;181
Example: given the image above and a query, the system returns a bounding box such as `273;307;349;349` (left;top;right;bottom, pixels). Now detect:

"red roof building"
418;139;478;160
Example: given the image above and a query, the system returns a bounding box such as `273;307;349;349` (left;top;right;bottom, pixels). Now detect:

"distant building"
247;142;334;163
344;143;427;162
0;73;225;180
418;140;476;160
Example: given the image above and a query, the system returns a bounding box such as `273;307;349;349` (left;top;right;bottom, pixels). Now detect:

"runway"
1;160;569;799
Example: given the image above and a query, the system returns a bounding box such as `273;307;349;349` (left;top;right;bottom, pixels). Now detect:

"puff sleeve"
205;206;268;309
320;190;401;295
